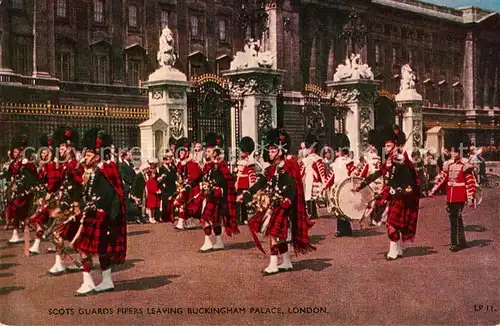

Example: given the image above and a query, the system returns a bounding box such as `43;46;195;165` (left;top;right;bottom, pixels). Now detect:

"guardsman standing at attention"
429;134;476;252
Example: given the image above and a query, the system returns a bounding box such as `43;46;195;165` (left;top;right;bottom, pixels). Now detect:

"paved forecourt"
1;188;499;325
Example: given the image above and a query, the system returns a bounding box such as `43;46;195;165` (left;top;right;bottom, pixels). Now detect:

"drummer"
323;134;356;237
302;133;328;220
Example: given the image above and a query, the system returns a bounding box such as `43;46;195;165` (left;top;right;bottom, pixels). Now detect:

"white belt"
448;182;465;186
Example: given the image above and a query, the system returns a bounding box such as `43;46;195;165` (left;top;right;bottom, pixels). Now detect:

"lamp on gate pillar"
338;10;367;55
237;0;269;39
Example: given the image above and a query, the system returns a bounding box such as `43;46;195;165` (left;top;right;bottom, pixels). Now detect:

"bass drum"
333;176;375;221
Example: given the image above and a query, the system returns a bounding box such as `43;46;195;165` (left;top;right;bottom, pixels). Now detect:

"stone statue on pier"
149;27;186;81
400;64;416;92
230;38;274;70
333;53;374;81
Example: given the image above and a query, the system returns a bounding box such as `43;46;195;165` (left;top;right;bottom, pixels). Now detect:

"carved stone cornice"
223;68;285;98
326;79;380;105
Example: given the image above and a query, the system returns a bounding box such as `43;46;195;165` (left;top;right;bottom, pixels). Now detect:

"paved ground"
1;189;499;326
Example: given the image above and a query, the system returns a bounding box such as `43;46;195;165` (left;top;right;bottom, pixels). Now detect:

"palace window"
12;0;23;9
56;51;73;81
93;54;109;84
56;0;67;18
93;0;104;24
219;19;227;41
126;59;141;86
128;5;137;28
160;10;169;29
190;15;199;38
13;42;29;75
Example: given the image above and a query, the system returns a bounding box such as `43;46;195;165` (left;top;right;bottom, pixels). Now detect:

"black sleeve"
94;172;116;213
131;173;144;198
243;174;267;203
359;170;383;189
280;173;296;203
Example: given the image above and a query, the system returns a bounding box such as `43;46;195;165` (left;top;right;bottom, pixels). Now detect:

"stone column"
262;1;278;70
395;88;423;153
111;0;124;84
223;67;284;145
0;3;13;74
32;0;52;78
463;31;475;110
325;79;379;159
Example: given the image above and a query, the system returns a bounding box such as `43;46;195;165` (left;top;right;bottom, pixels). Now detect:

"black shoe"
135;218;143;224
449;245;462;252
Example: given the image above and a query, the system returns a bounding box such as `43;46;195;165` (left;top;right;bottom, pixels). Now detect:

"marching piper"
301;133;328;220
235;136;257;224
74;127;126;296
5;135;38;244
429;134;476;252
173;137;202;230
46;126;84;274
278;128;316;253
355;128;420;260
198;133;239;251
28;133;62;255
238;128;314;274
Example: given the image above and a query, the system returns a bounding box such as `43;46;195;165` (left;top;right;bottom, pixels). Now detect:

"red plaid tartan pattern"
284;155;316;254
30;206;50;225
248;207;288;240
64;159;84;185
76;210;127;263
216;160;239;236
386;195;419;242
6;197;32;228
200;197;219;225
60;217;80;242
46;162;63;193
99;162;127;263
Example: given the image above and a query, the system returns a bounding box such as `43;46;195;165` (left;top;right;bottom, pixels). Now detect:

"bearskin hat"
204;133;223;149
239;136;255;153
169;136;177;147
392;124;406;146
176;137;190;151
40;133;55;149
10;134;29;151
265;128;291;151
305;133;320;151
382;126;406;146
83;127;113;157
54;126;79;148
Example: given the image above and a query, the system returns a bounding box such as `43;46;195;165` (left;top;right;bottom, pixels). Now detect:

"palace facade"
1;0;499;151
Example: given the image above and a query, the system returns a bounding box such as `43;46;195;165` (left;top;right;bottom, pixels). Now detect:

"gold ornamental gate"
0;103;148;160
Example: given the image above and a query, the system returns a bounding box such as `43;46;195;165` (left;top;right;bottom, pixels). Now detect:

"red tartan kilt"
386;195;419;242
249;208;288;240
174;186;202;218
200;198;220;225
30;207;50;225
6;195;32;226
59;217;81;242
75;210;127;263
161;198;175;223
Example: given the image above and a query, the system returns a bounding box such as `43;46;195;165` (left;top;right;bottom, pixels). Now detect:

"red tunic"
431;158;476;203
235;157;257;191
145;177;161;209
